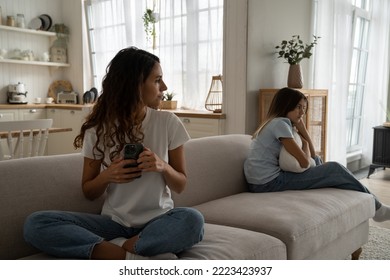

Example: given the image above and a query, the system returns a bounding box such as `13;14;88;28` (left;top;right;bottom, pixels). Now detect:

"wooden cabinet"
18;108;46;120
1;108;46;121
179;117;224;138
46;108;89;155
259;89;328;160
0;109;19;121
169;109;225;138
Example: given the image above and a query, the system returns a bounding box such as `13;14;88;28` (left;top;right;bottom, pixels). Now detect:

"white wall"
61;0;85;96
221;0;313;135
222;0;248;135
245;0;313;134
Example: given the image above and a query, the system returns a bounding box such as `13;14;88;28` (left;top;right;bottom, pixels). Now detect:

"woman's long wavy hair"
74;47;160;165
253;87;308;138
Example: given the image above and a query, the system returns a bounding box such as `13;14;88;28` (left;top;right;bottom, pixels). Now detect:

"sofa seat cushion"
178;223;286;259
194;189;375;259
22;223;286;260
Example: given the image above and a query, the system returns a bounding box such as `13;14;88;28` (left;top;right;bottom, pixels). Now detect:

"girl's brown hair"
74;47;160;165
253;87;308;138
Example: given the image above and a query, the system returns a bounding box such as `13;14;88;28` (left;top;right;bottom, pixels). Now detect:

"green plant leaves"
142;9;157;37
275;35;320;65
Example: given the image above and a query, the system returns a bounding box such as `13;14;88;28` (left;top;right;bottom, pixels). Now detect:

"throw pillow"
279;130;316;173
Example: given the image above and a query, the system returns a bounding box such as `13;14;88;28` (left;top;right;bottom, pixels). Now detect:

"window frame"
83;0;223;111
346;2;372;153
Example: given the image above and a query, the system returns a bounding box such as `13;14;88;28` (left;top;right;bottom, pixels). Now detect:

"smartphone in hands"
123;143;144;168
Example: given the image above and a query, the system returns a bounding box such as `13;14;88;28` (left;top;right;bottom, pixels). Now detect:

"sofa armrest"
0;153;104;259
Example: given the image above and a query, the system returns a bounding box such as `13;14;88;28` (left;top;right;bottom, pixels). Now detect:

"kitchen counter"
0;104;226;119
1;103;225;148
0;103;93;111
164;109;226;119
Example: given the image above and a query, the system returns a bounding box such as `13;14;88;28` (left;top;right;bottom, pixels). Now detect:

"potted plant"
161;92;177;109
275;35;320;88
142;9;159;49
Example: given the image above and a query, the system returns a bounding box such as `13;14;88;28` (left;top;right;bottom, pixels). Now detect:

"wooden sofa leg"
351;247;362;260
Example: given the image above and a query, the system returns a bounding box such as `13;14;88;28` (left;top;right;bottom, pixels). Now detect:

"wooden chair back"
0;119;53;160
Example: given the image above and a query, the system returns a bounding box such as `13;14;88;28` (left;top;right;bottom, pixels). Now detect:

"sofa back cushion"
172;134;251;207
0;153;104;259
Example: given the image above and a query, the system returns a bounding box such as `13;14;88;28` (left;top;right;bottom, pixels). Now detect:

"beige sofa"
0;134;375;260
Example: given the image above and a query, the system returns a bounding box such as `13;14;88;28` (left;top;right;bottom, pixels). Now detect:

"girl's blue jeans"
23;207;204;259
248;158;381;210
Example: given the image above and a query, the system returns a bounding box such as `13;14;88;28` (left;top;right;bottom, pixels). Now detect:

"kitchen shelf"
0;25;57;37
0;25;70;68
0;58;70;68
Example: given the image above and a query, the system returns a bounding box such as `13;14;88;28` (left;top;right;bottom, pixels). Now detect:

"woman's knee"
173;207;204;239
23;210;62;241
24;211;50;242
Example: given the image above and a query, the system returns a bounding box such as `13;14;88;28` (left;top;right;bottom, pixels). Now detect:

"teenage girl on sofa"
24;47;204;260
244;87;390;222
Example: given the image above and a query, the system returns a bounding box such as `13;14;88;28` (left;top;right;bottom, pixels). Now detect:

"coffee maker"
7;82;28;104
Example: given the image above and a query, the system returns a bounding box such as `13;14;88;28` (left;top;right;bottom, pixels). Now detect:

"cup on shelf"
0;49;7;60
7;15;15;27
42;52;50;62
34;97;41;104
45;97;54;104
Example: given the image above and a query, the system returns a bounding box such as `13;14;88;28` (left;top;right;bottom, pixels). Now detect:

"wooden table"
0;127;72;138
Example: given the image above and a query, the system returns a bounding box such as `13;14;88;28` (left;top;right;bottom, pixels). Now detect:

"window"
346;0;371;152
84;0;223;110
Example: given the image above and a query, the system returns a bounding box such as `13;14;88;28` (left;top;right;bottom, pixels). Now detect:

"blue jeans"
24;207;204;259
248;160;381;210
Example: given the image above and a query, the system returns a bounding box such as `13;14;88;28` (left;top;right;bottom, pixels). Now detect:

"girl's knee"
324;161;345;171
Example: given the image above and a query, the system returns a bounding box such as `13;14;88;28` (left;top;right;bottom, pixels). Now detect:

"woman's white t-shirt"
82;107;190;227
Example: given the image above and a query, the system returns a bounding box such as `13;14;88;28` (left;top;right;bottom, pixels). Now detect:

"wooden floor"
359;168;390;229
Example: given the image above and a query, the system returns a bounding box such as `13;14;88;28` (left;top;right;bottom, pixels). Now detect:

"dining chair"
0;119;53;160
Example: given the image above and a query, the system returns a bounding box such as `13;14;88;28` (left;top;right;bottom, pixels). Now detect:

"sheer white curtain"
312;0;353;165
85;0;145;89
85;0;223;110
156;0;223;110
360;0;390;166
312;0;389;165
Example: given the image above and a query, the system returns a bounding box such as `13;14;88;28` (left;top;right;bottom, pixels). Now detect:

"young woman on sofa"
244;87;390;222
24;47;204;260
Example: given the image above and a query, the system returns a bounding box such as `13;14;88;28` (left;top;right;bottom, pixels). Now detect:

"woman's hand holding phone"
136;147;166;173
123;143;144;178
